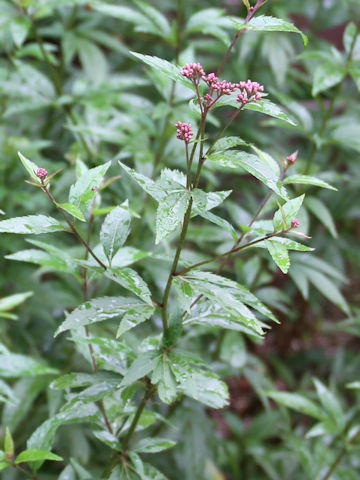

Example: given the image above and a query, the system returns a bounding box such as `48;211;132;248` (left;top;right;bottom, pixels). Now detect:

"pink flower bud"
7;452;13;460
36;167;48;179
291;218;300;228
180;63;205;81
286;150;298;164
174;121;193;143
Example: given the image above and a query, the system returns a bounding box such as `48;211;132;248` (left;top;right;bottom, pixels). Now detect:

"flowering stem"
40;183;108;269
216;0;265;77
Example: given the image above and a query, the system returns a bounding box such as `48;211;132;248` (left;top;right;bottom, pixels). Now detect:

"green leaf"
213;136;248;151
119;161;163;201
265;239;290;274
133;437;176;454
191;189;232;215
130;52;193;89
0;292;33;312
307;270;350;315
4;428;14;455
106;267;153;305
18;152;41;183
121;351;159;386
116;302;154;337
312;61;346;96
242;0;250;11
15;449;62;464
233;15;308;46
6;249;76;275
55;296;153;336
273;195;304;230
266;391;325;419
134;1;171;37
0;215;67;234
156;190;191;243
10;16;31;47
0;353;58;377
151;355;177;404
313;379;344;428
283;175;337;191
57;203;85;221
77;38;108;85
100;201;131;263
69;161;111;213
207;151;288;198
251;145;280;177
306;196;337;238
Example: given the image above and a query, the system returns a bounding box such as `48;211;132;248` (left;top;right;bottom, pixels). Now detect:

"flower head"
36;167;48;179
291;218;300;228
175;121;193;143
180;63;205;82
236;80;264;105
286;150;299;164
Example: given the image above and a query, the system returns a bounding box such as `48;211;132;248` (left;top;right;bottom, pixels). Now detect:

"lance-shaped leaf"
207;151;288;198
119;161;164;201
0;353;58;377
283;174;337;191
233;15;308;46
265;239;290;274
69;161;111;213
273;194;304;231
0;215;67;234
266;391;325;420
55;296;154;336
18;152;41;183
133;437;176;454
191;189;232;215
156;191;191;243
213;96;297;125
130;52;193;89
15;450;63;464
57;203;85;221
0;292;33;313
100;200;131;263
106;267;152;305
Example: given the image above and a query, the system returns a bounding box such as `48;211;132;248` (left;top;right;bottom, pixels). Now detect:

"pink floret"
174;121;194;143
36;167;48;179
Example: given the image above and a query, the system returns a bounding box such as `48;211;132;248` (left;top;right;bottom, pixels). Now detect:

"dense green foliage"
0;0;360;479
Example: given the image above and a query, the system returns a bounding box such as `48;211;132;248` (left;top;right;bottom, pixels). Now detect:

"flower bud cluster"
36;167;48;179
236;80;264;105
180;62;264;109
180;63;206;81
291;218;300;228
174;121;194;143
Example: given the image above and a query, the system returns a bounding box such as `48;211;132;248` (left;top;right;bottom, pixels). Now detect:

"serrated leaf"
151;355;177;404
57;203;85;221
106;267;152;305
133;437;176;454
207;151;288;198
283;174;337;190
121;351;159;386
100;201;131;263
191;189;232;215
117;302;154;338
119;162;163;201
213;136;248;151
69;161;111;213
0;215;67;234
156;191;191;243
265;239;290;274
15;449;62;464
266;391;325;419
273;195;304;231
55;296;152;336
233;15;308;46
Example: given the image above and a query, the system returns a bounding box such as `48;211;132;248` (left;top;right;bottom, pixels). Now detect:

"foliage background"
0;0;360;479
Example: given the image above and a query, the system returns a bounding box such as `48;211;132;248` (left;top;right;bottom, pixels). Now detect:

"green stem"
321;427;360;480
161;197;193;332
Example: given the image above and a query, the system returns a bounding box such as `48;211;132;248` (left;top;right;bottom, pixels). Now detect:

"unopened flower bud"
286;150;298;164
174;121;193;143
7;452;13;460
291;218;300;228
36;167;48;179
